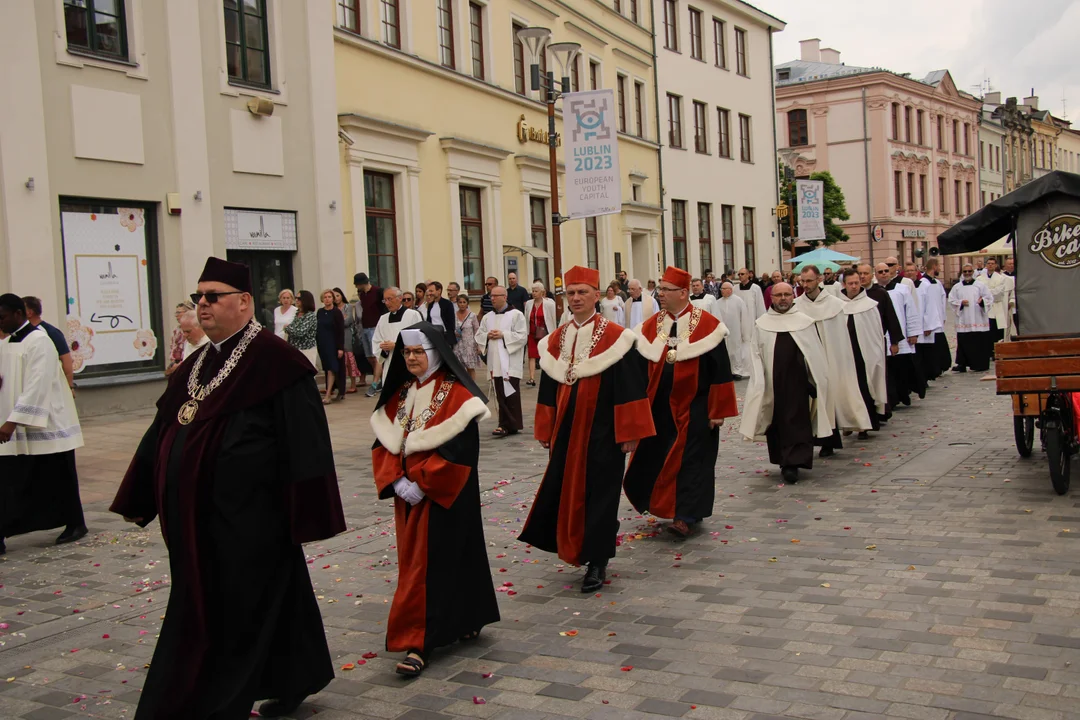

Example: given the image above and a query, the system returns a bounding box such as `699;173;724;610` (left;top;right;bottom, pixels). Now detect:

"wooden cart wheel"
1014;416;1035;458
1046;424;1071;495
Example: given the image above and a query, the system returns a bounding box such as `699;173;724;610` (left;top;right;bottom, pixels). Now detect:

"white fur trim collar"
755;308;816;333
539;324;635;384
370;385;490;456
634;311;729;364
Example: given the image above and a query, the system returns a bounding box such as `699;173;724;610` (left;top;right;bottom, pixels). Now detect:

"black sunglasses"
190;291;245;305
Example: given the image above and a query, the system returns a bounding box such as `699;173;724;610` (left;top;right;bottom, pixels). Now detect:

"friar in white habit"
948;263;996;373
741;282;832;484
475;286;528;436
734;268;766;322
837;268;888;436
794;265;873;458
714;281;753;380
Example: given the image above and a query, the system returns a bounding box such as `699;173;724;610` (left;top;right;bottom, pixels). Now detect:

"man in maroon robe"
519;266;655;593
624;266;739;537
111;257;345;719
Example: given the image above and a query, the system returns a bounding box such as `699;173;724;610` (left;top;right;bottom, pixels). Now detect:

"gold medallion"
666;349;677;364
177;399;199;425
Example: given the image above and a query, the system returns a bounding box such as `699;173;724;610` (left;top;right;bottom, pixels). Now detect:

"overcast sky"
766;0;1076;122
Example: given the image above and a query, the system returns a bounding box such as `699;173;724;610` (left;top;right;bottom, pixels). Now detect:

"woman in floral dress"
284;290;318;369
452;294;480;381
165;301;194;377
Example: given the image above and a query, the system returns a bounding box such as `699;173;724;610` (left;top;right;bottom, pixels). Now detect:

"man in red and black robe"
623;266;739;538
370;323;499;676
519;267;655;593
111;258;346;720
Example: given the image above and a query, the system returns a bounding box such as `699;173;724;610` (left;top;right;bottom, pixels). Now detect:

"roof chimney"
984;91;1001;105
819;47;840;64
799;38;821;63
1023;93;1038;110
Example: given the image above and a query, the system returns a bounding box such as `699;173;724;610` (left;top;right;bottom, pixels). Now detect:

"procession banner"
796;179;826;241
563;89;622;219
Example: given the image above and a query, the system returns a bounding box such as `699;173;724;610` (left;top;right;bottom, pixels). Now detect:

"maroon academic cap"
197;256;252;293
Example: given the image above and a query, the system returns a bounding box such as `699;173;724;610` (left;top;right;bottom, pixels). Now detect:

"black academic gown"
765;332;815;469
111;323;346;719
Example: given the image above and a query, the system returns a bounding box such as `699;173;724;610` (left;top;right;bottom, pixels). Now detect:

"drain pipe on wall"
862;86;874;266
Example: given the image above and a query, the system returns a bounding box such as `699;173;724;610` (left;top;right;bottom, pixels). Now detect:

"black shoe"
581;562;607;593
56;525;88;545
857;431;870;441
952;366;966;373
818;446;835;458
0;538;6;556
258;697;305;718
781;467;799;484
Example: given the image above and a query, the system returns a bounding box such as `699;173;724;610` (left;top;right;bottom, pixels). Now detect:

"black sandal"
396;651;426;678
492;427;508;437
459;629;481;642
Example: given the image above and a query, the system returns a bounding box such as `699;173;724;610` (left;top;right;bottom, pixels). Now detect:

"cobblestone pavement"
3;367;1080;720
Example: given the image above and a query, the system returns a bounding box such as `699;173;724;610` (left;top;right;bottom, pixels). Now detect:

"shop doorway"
226;250;295;328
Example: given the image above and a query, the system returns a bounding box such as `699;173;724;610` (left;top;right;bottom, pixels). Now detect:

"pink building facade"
775;40;981;280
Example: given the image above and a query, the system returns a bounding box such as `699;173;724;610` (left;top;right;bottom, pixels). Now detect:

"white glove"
392;477;411;499
401;481;426;506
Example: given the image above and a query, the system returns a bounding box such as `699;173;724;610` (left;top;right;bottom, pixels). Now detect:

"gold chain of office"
177;320;263;425
558;316;609;385
655;307;701;364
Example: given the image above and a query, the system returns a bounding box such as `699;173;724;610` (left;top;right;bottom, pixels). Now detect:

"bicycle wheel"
1014;416;1035;458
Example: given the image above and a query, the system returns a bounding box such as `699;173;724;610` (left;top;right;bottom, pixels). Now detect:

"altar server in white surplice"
734;268;766;321
689;278;717;316
715;282;752;379
625;279;658;328
370;287;423;395
948;263;995;373
476;286;528;437
976;257;1015;343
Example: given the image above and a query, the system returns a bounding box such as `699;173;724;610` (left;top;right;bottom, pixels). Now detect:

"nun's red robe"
519;315;655;566
371;369;500;653
623;306;738;521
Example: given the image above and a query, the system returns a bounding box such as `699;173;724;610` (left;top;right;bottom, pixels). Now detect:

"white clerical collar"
572;310;598;328
668;303;691;319
210;324;247;351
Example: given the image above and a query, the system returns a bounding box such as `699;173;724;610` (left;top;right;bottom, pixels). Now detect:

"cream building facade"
0;0;343;414
653;0;785;277
335;0;663;296
775;40;981;277
978;95;1006;208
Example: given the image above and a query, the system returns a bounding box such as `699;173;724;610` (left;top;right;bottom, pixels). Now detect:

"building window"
225;0;271;87
938;177;947;213
630;0;638;23
919;174;926;211
916;109;924;145
980;140;985;168
904;106;912;142
891;103;900;141
981;190;987;207
693;101;708;153
668;94;683;148
460;186;484;293
663;0;678;51
512;23;525;94
590;60;600;90
964;123;971;155
894;171;903;211
364;171;400;289
381;0;401;49
698;203;712;270
337;0;360;33
788;109;808;146
952;119;959;153
742;207;756;270
1040;140;1046;168
738;113;752;162
717;108;730;158
671;200;688;270
530;197;549;287
965;181;972;215
469;2;484;79
721;205;734;272
907;172;915;210
437;0;455;69
937;115;944;150
570;56;580;92
634;81;644;138
64;0;128;60
617;76;628;133
734;27;748;76
954;179;961;214
614;0;621;11
586;217;599;270
713;18;726;68
689;8;703;60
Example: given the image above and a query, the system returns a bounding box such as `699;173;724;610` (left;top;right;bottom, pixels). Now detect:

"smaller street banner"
563;89;622;219
796;179;826;241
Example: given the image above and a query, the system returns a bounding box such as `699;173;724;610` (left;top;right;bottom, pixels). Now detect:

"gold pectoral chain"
396;377;455;433
177;321;263;425
655;308;701;364
558;316;609;384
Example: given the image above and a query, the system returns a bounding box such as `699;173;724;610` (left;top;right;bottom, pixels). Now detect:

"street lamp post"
517;27;579;309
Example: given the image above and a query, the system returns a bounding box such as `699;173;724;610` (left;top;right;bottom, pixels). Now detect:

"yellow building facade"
334;0;663;297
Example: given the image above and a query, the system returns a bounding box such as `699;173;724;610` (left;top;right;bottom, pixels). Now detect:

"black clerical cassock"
110;318;345;719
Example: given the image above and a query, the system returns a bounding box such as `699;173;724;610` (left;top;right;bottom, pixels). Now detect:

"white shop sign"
224;208;298;251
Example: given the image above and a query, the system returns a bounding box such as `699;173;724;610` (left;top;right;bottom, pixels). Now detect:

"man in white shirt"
625;279;658;328
476;286;528;437
180;310;210;360
368;287;422;397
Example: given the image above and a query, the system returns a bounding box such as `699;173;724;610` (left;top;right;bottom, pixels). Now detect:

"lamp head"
516;27;551;65
548;41;581;79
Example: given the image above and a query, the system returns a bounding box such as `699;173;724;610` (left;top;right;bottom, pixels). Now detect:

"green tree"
778;167;851;250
